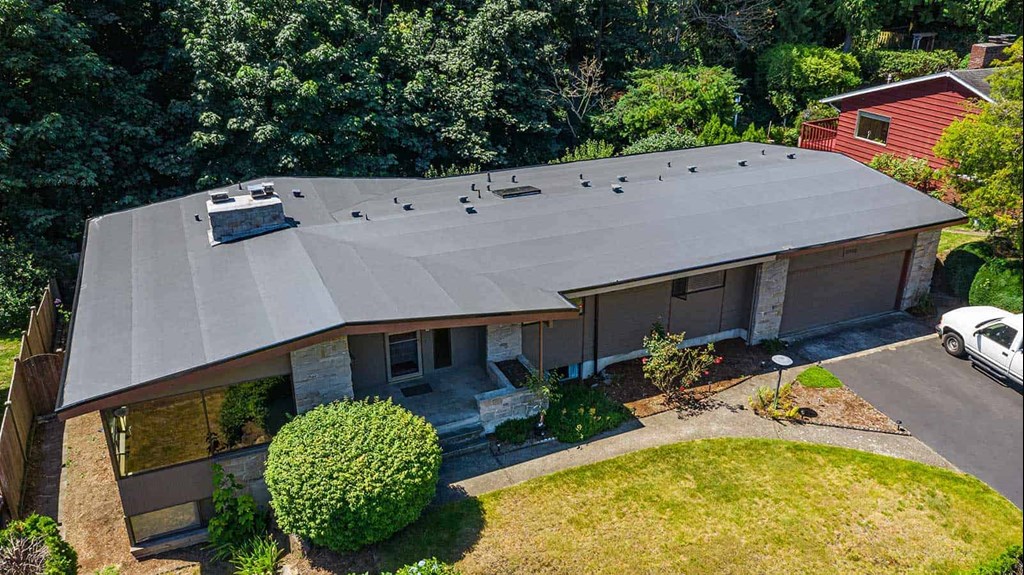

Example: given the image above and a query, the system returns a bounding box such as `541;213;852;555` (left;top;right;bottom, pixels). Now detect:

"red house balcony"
798;118;838;152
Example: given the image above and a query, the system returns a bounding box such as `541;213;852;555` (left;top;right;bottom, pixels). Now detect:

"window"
551;364;581;381
387;331;422;381
979;323;1018;349
129;502;201;543
104;376;294;477
672;271;726;299
855;111;890;144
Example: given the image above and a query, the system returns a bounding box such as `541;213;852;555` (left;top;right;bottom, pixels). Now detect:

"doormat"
400;383;433;397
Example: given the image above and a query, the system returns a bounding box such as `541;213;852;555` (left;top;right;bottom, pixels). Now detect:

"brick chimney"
206;182;289;244
968;35;1014;69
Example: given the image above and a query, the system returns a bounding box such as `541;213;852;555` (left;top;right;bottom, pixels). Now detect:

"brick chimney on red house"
969;35;1015;69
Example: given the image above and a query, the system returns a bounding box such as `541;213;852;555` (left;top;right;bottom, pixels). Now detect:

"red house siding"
831;77;981;169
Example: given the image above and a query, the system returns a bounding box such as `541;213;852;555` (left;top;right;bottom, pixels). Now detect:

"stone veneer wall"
216;448;270;506
748;259;789;343
478;388;547;433
486;324;523;361
289;336;353;413
900;230;941;310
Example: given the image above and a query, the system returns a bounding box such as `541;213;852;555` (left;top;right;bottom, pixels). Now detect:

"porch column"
290;336;353;413
749;259;789;343
486;324;522;362
899;230;941;310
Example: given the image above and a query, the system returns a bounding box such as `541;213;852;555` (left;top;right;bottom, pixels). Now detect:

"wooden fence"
0;280;63;523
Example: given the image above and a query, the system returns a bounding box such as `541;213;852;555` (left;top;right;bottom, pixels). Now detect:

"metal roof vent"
492;185;541;199
248;182;274;198
402;203;414;211
611;184;624;193
737;160;748;167
209;190;231;204
351;210;362;218
465;205;477;214
688;166;697;173
787;153;797;159
581;180;591;187
292;188;304;198
617;175;627;182
458;195;469;203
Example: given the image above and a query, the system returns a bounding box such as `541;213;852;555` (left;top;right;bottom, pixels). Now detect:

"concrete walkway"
438;367;954;502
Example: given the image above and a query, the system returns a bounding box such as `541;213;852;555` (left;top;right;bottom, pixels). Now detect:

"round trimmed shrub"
265;399;441;552
944;241;993;299
0;514;78;575
969;259;1023;313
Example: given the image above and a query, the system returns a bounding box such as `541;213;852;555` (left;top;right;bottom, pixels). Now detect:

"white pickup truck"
937;306;1023;385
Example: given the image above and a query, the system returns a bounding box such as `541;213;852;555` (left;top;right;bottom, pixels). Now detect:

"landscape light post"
771;354;793;411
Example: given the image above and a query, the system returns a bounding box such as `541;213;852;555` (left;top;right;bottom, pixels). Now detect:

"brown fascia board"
56;307;580;420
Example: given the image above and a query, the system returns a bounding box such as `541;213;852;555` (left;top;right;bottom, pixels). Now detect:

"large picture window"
105;376;293;477
855;111;890;144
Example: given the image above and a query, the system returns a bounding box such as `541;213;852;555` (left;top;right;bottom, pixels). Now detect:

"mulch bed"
597;339;775;418
496;358;530;387
790;383;903;434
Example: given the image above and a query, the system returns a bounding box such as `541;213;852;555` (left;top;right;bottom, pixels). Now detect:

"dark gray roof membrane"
950;68;995;98
59;143;965;409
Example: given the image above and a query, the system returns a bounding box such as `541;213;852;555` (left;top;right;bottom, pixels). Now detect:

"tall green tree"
758;44;861;119
934;39;1023;255
596;66;741;143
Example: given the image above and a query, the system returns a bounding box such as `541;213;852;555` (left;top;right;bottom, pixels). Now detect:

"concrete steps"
439;423;488;458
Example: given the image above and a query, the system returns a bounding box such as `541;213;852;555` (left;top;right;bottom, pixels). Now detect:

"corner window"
979;323;1018;349
104;376;294;477
672;271;726;300
855;111;890;144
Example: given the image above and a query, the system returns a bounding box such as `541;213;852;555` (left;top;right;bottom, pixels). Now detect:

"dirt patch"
598;339;774;417
59;412;227;575
790;384;902;434
495;359;530;387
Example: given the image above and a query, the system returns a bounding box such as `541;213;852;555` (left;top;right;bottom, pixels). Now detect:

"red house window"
855;111;890;145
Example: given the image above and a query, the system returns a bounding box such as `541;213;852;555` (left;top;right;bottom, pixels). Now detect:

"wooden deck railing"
0;280;63;524
798;118;839;152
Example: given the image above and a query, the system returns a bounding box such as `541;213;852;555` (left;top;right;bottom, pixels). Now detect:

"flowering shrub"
641;325;719;402
545;383;632;443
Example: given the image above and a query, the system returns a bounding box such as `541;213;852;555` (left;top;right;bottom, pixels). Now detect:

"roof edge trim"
820;71;995;104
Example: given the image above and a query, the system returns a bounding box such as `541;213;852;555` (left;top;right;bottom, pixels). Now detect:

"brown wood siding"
669;266;755;336
832;77;980;169
597;283;672;359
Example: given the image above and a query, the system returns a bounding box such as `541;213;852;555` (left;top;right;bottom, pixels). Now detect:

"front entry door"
387;331;422;382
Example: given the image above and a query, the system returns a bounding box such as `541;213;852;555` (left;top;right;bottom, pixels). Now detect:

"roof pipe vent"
687;166;697;173
393;197;399;204
511;174;518;183
402;203;414;211
351;210;363;218
194;214;201;222
611;184;624;193
471;183;477;191
786;153;797;159
737;160;748;167
617;175;627;182
486;172;492;183
761;149;766;155
579;173;584;180
465;206;477;214
581;180;591;187
667;161;672;168
486;184;491;191
458;195;469;203
658;175;663;181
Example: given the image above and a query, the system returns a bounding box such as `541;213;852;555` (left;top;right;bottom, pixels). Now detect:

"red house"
799;41;1009;169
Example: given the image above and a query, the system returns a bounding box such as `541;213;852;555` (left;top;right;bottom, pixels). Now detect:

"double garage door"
779;237;913;335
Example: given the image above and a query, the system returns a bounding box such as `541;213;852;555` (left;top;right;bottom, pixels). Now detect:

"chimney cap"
208;190;232;204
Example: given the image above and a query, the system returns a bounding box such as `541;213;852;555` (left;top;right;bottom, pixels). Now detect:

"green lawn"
796;365;843;388
938;228;984;259
378;439;1022;574
1;333;21;399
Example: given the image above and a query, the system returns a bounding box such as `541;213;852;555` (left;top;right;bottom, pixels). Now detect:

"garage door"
780;242;910;335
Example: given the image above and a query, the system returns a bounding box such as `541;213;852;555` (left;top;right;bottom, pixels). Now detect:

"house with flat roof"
56;142;964;553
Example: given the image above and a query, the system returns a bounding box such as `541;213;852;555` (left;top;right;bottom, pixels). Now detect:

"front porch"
354;365;501;431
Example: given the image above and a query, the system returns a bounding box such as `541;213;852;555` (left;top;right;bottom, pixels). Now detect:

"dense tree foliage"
935;39;1023;255
1;0;1020;316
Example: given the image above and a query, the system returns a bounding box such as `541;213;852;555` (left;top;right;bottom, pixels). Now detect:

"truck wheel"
943;332;967;358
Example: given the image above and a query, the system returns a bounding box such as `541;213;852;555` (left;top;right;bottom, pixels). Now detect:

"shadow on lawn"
361;496;486;573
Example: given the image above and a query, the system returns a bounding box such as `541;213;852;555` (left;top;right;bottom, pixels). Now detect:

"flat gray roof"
59;143;965;411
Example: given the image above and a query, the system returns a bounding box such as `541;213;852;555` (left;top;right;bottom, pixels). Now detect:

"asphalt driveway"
823;338;1023;508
